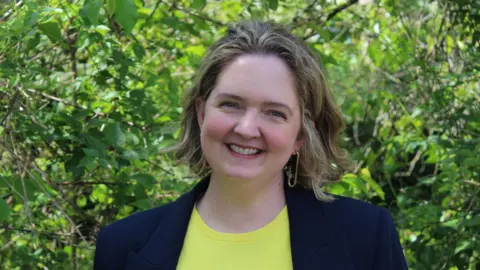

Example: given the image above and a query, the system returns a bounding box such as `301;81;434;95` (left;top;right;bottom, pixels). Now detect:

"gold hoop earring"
288;151;300;187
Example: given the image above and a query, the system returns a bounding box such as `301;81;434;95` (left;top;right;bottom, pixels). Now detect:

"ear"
292;120;312;155
293;136;305;155
195;97;206;128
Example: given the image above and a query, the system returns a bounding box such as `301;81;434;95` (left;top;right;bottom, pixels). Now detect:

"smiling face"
196;54;304;182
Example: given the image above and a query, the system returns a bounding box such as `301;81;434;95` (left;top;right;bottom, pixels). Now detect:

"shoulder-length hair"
167;20;350;202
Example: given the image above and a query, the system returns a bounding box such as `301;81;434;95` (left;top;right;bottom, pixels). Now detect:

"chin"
220;166;260;180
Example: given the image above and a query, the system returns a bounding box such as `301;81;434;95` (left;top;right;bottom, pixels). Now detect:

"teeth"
229;144;260;155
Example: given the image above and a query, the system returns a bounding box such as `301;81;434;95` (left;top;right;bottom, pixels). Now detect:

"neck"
195;171;286;233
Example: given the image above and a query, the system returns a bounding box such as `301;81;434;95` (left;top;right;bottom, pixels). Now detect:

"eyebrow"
215;93;294;116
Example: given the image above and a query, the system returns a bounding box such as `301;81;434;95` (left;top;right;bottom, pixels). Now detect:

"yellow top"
177;206;293;270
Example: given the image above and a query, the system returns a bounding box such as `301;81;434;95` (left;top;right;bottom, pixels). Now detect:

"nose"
233;110;261;139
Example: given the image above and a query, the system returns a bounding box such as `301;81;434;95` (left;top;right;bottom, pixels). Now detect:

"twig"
301;0;359;40
0;234;22;252
72;186;78;270
171;3;225;27
59;181;120;186
25;88;84;109
291;0;319;26
353;113;361;146
146;0;163;23
0;90;19;127
25;170;91;250
394;146;427;177
0;164;27;201
20;154;37;240
0;1;24;22
464;180;480;187
1;225;75;237
324;0;358;23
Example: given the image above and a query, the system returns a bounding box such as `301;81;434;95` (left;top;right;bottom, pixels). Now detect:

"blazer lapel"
286;184;354;270
125;178;209;270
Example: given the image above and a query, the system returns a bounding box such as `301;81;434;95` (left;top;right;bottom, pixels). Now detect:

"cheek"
263;124;300;151
202;111;234;141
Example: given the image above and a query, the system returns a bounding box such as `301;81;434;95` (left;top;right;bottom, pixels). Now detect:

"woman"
94;21;408;270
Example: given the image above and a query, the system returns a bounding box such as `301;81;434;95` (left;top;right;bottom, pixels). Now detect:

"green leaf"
25;33;40;52
130;199;151;209
454;240;471;255
115;0;139;34
465;216;480;227
463;157;479;166
367;40;382;66
82;148;100;157
76;195;87;207
38;21;63;43
0;199;10;221
125;132;140;145
191;0;206;10
105;122;126;146
267;0;278;10
162;16;180;28
316;28;331;42
313;44;337;65
98;158;118;169
91;184;108;203
133;42;145;60
78;156;97;170
359;168;385;200
131;173;156;189
23;11;39;27
107;0;116;16
95;25;111;35
121;149;140;160
79;0;102;25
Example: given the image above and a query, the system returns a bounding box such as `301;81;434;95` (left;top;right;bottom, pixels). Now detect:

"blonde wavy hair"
168;20;350;202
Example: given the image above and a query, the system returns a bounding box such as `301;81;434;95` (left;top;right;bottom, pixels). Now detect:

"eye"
219;101;239;109
269;110;287;120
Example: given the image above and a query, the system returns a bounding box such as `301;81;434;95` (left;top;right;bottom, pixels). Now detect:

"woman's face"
196;54;304;181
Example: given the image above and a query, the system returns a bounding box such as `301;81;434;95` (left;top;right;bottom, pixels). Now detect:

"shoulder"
322;194;394;237
97;204;168;249
93;202;174;269
325;195;391;224
321;195;407;269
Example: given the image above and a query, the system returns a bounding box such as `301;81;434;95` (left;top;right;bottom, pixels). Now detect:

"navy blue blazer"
94;176;409;270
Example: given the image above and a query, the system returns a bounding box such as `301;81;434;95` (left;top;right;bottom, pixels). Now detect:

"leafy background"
0;0;479;269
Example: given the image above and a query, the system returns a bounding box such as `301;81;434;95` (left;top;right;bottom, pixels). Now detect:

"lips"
226;143;263;155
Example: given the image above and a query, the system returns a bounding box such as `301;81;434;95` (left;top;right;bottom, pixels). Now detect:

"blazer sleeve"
93;227;128;270
372;208;409;269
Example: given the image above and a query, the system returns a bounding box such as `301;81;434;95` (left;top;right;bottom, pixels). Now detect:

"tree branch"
0;1;23;22
0;90;19;127
146;0;164;23
324;0;359;24
299;0;359;40
171;3;225;27
292;0;319;25
1;225;75;237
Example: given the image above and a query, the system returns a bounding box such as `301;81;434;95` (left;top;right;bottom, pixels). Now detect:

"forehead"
211;54;298;106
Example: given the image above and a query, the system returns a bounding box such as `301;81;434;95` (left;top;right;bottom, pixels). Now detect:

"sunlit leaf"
38;21;63;43
191;0;206;10
131;173;156;189
114;0;138;34
0;199;10;221
359;168;385;200
79;0;102;25
107;0;116;16
105;122;126;147
267;0;278;10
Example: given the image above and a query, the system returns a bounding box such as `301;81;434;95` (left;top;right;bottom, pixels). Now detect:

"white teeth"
228;144;260;155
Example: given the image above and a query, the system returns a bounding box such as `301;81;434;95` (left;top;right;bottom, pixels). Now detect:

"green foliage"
0;0;478;269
